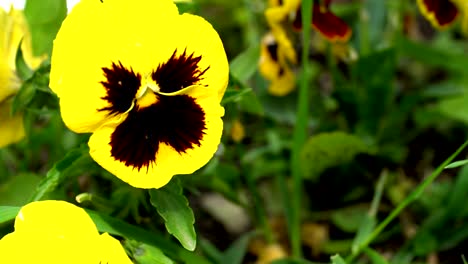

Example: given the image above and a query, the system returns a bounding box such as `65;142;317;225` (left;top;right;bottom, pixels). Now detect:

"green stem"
238;146;275;244
289;0;313;258
359;7;370;56
245;172;275;243
346;139;468;262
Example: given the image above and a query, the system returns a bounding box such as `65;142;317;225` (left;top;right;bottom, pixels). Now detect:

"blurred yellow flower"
260;0;299;96
49;0;229;188
417;0;468;34
260;0;352;96
0;200;132;264
417;0;459;29
259;33;296;96
0;6;43;148
230;118;245;143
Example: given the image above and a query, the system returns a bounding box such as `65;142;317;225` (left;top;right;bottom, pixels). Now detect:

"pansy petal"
0;100;24;147
259;35;281;81
88;86;224;189
293;2;352;42
0;232;100;264
0;201;133;263
452;0;468;32
259;34;296;96
417;0;459;28
3;7;44;70
312;5;352;42
0;63;18;104
49;0;180;132
265;1;300;64
14;200;98;238
268;67;296;96
50;0;227;133
165;14;229;101
99;233;133;264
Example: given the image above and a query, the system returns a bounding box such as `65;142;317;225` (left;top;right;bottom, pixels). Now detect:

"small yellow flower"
0;6;43;148
0;200;132;264
49;0;229;188
230;118;245;143
259;33;296;96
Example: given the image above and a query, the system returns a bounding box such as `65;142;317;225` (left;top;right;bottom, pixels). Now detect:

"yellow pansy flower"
261;0;352;96
0;200;132;264
417;0;468;34
49;0;229;188
260;0;299;96
0;6;44;148
417;0;459;29
259;33;296;96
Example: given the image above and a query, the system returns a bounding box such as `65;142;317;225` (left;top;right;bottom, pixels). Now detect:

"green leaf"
24;0;67;56
221;87;253;105
331;207;368;233
149;178;196;251
11;61;54;114
352;172;386;254
300;131;372;180
364;0;386;50
0;173;41;206
363;248;389;264
354;49;396;136
86;209;209;264
270;259;315;264
351;215;376;254
462;255;468;264
198;238;223;264
0;206;209;264
175;1;197;14
126;240;175;264
331;254;348;264
437;95;468;124
0;206;20;226
225;74;264;115
445;165;468;218
14;40;33;81
29;146;86;202
396;36;468;73
11;80;36;114
229;45;260;83
221;232;254;264
239;89;264;115
445;159;468;169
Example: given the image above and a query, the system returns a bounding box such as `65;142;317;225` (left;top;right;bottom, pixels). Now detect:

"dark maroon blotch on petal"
109;94;206;170
152;49;209;93
99;62;141;115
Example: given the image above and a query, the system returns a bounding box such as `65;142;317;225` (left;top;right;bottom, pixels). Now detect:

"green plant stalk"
346;139;468;262
242;168;275;243
236;144;274;244
369;170;387;217
359;7;370;56
29;148;86;202
289;0;313;258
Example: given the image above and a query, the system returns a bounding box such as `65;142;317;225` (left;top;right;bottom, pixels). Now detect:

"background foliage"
2;0;468;263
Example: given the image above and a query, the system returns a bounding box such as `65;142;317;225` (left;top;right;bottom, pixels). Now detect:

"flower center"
98;49;211;171
135;78;160;108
